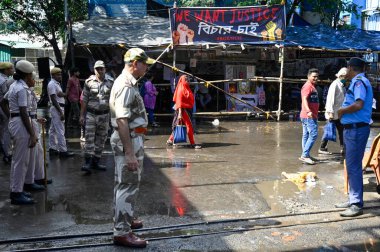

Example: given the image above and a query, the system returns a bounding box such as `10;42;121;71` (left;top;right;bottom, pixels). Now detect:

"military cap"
124;48;155;65
0;62;13;70
94;60;105;68
16;60;35;74
50;67;62;75
348;57;366;68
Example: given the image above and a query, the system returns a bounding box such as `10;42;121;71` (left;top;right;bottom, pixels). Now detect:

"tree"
0;0;87;66
285;0;361;28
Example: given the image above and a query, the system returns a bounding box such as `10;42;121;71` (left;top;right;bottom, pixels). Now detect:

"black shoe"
22;191;32;198
91;156;107;171
81;156;92;174
3;155;11;163
24;183;46;192
34;179;53;185
10;192;35;205
340;204;363;217
59;151;74;158
49;149;59;156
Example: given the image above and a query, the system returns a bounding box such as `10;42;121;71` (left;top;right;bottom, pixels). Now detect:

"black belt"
10;113;37;118
87;107;109;115
343;122;369;129
59;103;65;107
10;113;21;117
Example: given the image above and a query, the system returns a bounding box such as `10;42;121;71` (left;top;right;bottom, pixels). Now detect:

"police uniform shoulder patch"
354;80;363;88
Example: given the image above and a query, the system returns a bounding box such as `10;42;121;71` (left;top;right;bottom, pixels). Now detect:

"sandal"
166;140;173;146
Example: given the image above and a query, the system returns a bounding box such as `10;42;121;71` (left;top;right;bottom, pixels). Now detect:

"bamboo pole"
277;46;285;121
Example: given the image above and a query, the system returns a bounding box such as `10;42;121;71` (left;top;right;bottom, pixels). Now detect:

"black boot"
91;156;106;171
10;192;35;205
24;183;46;192
81;156;92;174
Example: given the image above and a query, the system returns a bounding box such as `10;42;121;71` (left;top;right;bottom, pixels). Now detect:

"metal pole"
277;46;285;121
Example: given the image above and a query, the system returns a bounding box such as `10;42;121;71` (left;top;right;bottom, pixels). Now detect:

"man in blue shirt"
335;57;372;217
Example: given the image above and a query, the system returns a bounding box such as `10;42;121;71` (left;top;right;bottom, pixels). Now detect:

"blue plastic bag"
322;121;336;142
173;125;187;144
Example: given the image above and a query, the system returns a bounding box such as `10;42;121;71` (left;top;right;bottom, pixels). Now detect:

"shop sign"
170;5;285;45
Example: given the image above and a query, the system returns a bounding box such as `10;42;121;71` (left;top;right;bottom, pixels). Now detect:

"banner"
170;5;285;45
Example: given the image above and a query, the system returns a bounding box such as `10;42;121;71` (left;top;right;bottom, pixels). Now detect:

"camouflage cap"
50;67;62;75
94;60;105;68
16;60;35;74
0;62;13;70
124;48;155;65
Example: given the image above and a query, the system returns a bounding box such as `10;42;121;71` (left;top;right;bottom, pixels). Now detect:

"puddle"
256;180;323;215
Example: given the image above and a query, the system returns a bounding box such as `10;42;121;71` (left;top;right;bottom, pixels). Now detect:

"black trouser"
320;119;344;149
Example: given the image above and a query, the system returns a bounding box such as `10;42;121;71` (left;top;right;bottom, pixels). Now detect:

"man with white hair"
0;62;15;163
319;67;348;155
48;67;74;158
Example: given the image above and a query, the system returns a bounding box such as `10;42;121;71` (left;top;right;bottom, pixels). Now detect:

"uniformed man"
6;60;38;204
109;48;154;248
25;73;51;190
47;67;74;158
0;62;15;163
80;60;113;173
335;57;373;217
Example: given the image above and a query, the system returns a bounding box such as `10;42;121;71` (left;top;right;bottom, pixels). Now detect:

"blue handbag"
173;124;187;144
322;121;336;142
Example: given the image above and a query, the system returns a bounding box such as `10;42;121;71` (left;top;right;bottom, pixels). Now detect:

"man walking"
335;58;372;217
80;60;113;173
48;67;74;158
109;48;154;248
299;68;320;165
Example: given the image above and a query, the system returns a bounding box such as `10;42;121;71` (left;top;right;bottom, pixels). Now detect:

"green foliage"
0;0;87;65
177;0;215;6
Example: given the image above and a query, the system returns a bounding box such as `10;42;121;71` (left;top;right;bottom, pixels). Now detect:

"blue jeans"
301;118;318;157
146;108;154;124
345;125;370;207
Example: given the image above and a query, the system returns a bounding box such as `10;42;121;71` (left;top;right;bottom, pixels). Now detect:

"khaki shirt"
5;80;31;113
83;75;113;111
109;70;147;129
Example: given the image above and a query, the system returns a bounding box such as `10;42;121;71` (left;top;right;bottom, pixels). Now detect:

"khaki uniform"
25;90;44;183
47;79;67;152
82;75;113;158
0;73;14;157
6;80;32;192
109;69;147;236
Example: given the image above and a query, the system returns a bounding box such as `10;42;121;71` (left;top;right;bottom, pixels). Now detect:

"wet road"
1;120;380;251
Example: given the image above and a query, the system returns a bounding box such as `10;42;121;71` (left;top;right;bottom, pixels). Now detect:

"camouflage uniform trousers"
84;112;109;158
110;130;144;236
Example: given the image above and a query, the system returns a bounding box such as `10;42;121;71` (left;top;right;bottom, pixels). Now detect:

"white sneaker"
80;137;86;142
299;156;316;165
318;149;332;155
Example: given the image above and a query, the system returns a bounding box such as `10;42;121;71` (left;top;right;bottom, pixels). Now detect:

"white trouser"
0;107;11;156
9;117;31;192
25;120;44;184
49;107;67;152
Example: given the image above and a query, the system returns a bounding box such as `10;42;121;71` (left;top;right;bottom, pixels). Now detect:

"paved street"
1;120;380;251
